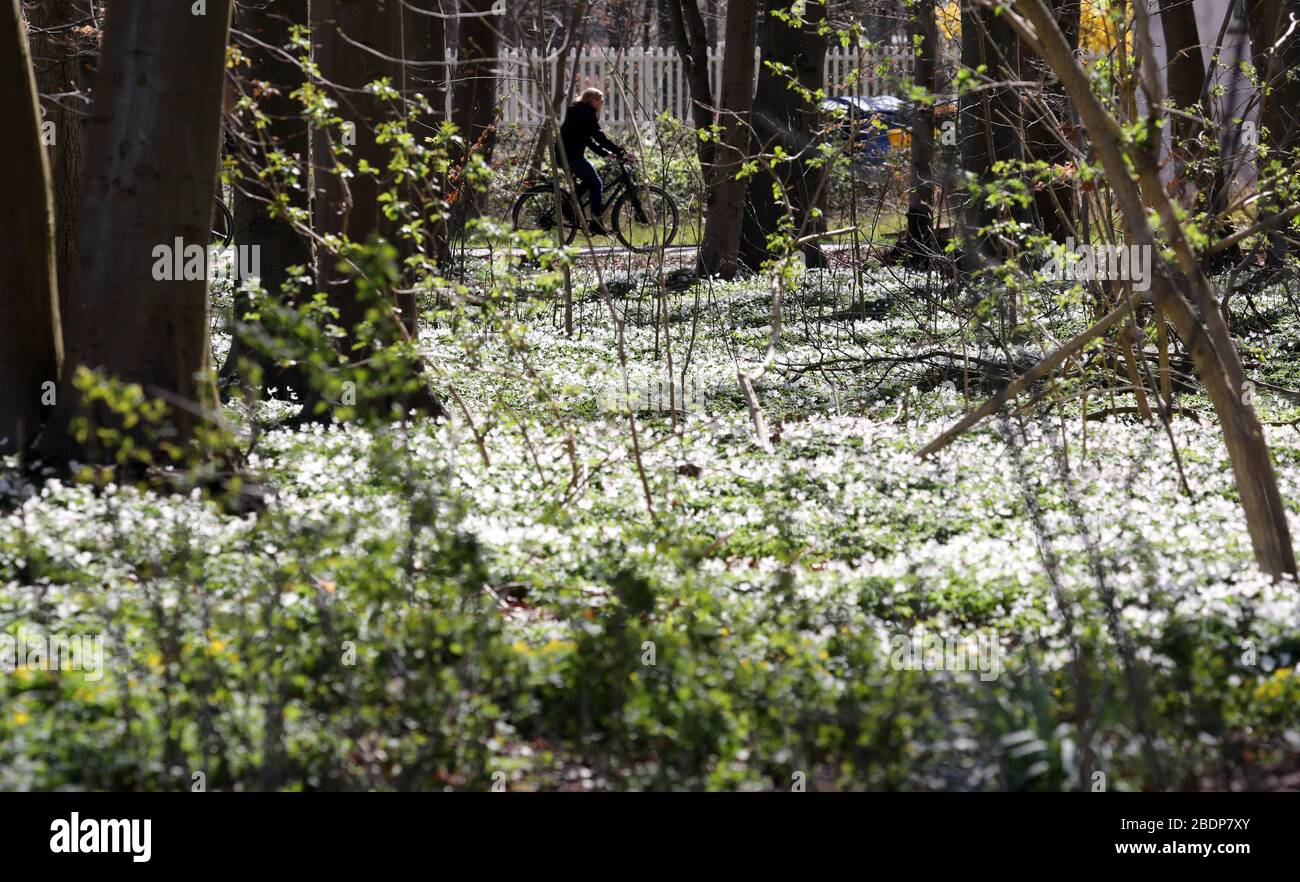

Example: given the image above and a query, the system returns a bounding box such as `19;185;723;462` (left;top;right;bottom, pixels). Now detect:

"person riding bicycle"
557;88;632;236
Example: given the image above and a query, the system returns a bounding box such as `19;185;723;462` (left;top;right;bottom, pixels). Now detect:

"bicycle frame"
547;157;637;220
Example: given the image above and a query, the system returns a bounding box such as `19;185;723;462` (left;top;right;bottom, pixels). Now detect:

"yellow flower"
13;711;30;726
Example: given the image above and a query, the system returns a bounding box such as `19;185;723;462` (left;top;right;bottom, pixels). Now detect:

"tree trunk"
1160;0;1204;146
36;0;232;464
1021;0;1079;241
1246;0;1300;262
739;0;828;271
313;0;404;332
312;0;442;418
222;0;312;396
958;3;1028;274
26;0;87;322
665;0;717;172
448;0;500;239
697;0;759;279
1;0;62;454
403;0;453;270
906;0;940;252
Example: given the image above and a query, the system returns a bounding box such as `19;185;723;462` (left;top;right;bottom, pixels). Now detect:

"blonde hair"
579;87;604;105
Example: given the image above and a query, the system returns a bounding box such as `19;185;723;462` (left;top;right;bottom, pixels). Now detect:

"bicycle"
212;195;234;249
511;156;679;253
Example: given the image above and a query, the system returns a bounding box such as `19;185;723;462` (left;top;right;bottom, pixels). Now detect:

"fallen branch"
919;289;1150;457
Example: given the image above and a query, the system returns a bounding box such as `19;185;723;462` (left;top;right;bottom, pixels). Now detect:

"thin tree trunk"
665;0;717;172
739;0;828;271
26;0;87;321
697;0;759;279
1;0;62;454
526;0;589;177
906;0;940;252
37;0;233;464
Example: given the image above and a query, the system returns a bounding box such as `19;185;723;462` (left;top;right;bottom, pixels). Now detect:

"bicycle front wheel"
511;187;578;249
612;185;678;253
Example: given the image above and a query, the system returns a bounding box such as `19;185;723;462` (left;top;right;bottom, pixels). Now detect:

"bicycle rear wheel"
612;185;678;252
511;187;578;248
212;197;234;249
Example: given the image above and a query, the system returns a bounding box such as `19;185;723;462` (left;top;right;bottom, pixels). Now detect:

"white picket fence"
484;43;916;131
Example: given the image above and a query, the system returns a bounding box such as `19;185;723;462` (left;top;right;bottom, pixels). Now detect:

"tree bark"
1;0;62;454
1246;0;1300;261
26;0;88;322
959;2;1029;274
36;0;232;464
906;0;940;252
403;0;453;270
313;0;404;332
223;0;312;396
1020;0;1079;241
311;0;442;418
665;0;717;172
739;0;829;271
448;0;500;238
697;0;759;279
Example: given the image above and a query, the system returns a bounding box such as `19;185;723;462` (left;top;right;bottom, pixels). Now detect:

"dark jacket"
558;101;623;161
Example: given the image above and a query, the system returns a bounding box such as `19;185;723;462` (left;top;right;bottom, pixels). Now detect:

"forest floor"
4;261;1300;790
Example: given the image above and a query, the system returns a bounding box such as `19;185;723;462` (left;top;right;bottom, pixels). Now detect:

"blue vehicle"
820;95;910;163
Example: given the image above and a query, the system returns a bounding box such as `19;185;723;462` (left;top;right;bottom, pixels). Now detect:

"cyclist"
556;87;632;235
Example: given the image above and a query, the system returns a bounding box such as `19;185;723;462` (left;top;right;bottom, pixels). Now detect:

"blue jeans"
567;155;603;216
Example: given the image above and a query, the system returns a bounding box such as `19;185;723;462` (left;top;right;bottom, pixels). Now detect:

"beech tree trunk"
312;0;442;418
1;0;62;454
402;0;452;277
1160;0;1204;147
739;0;828;271
36;0;232;464
697;0;759;279
448;0;500;238
313;0;404;333
223;0;312;395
